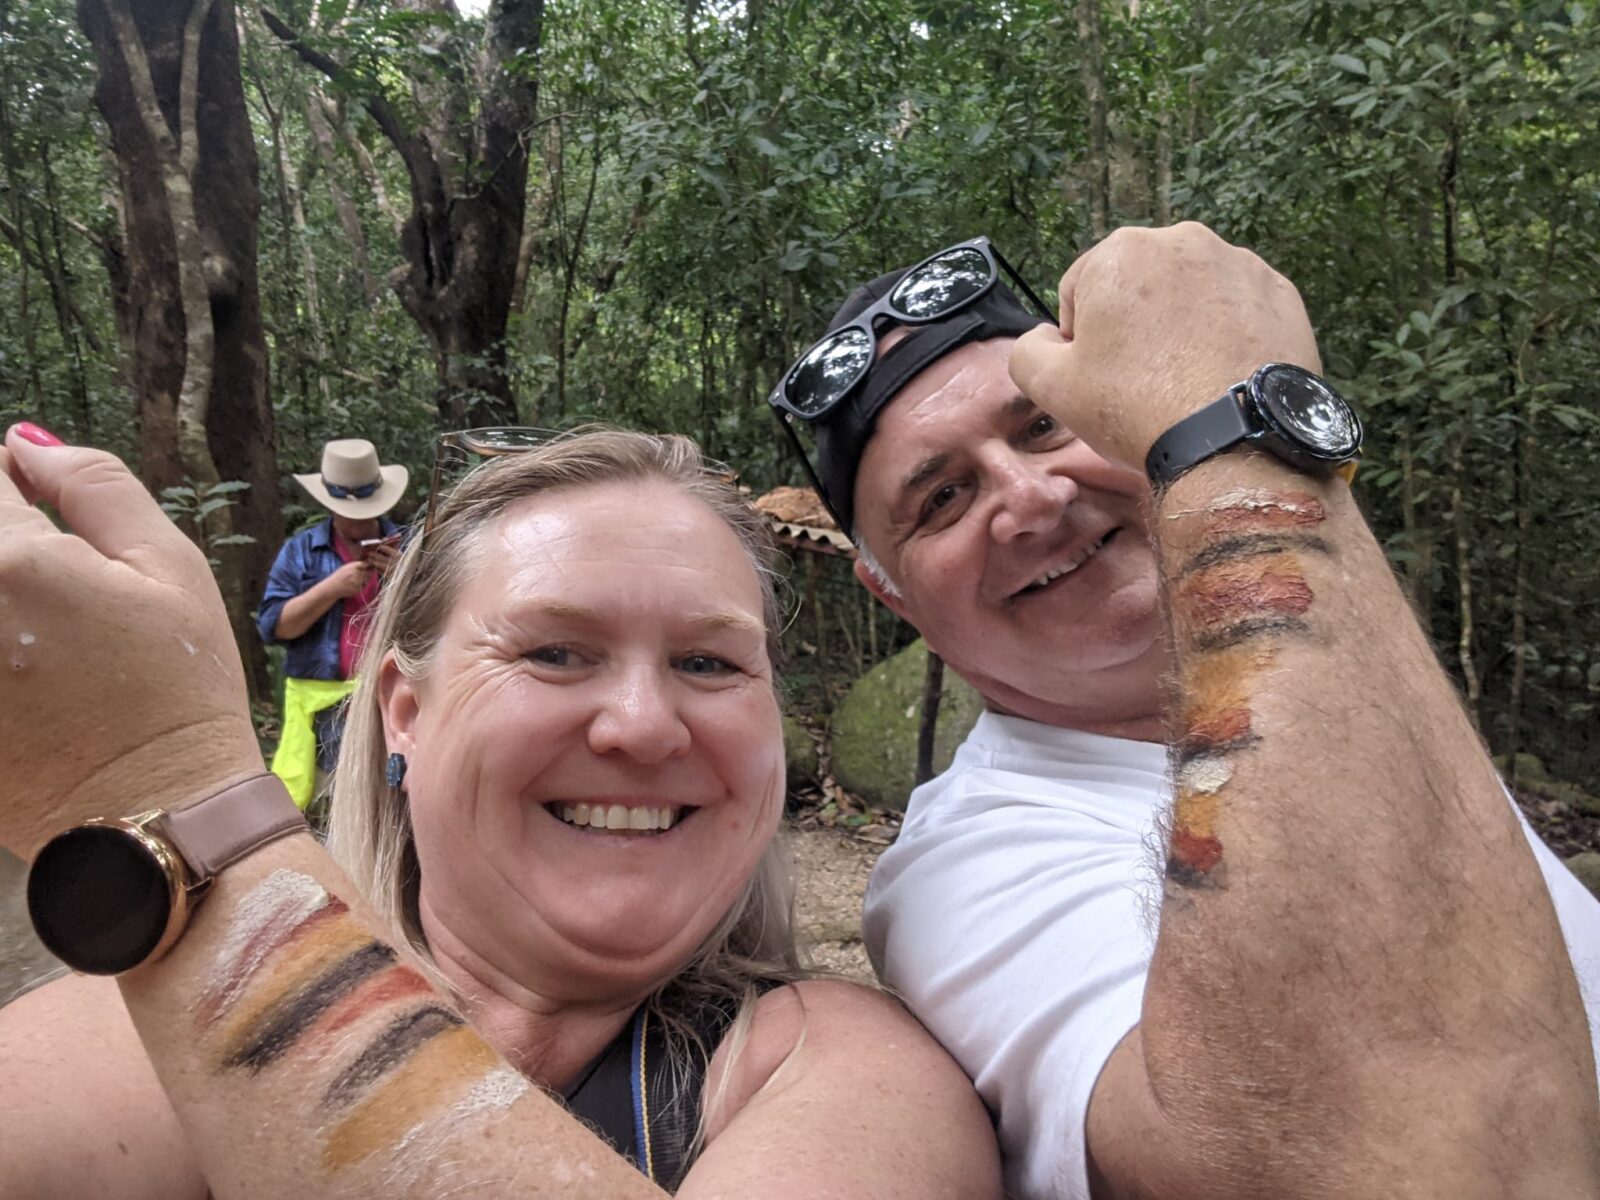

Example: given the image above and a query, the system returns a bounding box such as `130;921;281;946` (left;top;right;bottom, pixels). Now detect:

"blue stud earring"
385;752;408;789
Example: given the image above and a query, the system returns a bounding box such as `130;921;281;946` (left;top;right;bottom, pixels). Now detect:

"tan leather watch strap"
154;773;306;883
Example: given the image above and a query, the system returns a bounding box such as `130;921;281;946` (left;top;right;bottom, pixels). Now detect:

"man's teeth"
1028;533;1110;590
556;802;680;832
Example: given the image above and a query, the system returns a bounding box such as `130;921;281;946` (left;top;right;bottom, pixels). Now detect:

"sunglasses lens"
786;327;872;417
890;246;993;318
462;427;551;454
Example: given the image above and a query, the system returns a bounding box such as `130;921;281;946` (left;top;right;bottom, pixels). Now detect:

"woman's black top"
562;990;767;1192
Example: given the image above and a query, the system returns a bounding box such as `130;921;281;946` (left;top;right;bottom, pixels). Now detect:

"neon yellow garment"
271;676;359;810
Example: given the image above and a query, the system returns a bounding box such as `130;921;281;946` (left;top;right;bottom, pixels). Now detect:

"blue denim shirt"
257;517;401;680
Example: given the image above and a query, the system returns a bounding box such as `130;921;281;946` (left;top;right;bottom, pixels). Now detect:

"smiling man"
769;226;1600;1200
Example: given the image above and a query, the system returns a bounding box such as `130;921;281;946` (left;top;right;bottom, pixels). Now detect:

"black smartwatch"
1145;363;1362;489
27;774;305;975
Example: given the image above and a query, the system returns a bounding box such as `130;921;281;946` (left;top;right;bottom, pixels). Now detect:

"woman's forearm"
118;835;663;1200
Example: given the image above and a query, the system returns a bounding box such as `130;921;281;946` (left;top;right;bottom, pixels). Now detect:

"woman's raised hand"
0;426;262;859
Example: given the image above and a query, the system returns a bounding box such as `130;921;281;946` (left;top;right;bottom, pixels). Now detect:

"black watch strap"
1145;386;1254;488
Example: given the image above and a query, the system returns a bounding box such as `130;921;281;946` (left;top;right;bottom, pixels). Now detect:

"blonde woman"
0;424;999;1199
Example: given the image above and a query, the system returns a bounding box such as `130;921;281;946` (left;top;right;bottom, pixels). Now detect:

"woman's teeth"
1027;532;1112;591
555;802;680;832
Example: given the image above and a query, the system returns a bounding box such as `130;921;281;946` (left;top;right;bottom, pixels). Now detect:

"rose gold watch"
26;773;306;975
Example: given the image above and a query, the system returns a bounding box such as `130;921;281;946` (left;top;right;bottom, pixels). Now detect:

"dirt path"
0;829;886;1007
790;824;883;979
0;848;59;1005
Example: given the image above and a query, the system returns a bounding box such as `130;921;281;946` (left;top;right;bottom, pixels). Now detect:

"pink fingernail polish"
13;422;64;447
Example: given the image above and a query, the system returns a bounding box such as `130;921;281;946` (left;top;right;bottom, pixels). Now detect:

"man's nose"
586;667;693;764
988;456;1078;542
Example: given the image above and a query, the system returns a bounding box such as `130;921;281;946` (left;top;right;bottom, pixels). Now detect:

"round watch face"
1255;366;1361;458
28;824;173;975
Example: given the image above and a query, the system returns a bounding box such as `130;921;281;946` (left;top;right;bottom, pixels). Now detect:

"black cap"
813;270;1049;535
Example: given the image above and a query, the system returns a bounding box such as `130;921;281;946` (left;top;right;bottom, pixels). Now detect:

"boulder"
1565;852;1600;901
783;714;821;793
830;639;984;812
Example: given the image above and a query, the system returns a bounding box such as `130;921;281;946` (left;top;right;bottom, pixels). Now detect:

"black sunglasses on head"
766;237;1055;425
764;236;1055;532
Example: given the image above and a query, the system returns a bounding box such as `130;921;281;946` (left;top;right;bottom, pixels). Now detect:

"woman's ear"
378;650;421;755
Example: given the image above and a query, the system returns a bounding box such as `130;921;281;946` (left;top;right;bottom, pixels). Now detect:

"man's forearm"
118;836;661;1200
275;580;338;641
1139;454;1600;1196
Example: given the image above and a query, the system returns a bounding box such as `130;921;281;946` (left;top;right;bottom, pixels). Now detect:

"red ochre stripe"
1170;830;1224;874
301;967;436;1055
198;897;350;1028
1176;558;1313;631
1202;493;1325;535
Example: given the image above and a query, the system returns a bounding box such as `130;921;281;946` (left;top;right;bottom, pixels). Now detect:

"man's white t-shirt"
861;711;1600;1200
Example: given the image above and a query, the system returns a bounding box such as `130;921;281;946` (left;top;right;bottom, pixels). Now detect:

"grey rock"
830;639;983;812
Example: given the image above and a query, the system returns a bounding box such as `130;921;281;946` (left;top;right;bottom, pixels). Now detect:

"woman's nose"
585;668;692;763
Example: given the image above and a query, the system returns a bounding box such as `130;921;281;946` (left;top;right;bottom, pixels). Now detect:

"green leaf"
969;120;996;148
1330;54;1368;76
750;135;782;157
207;480;252;495
777;244;813;272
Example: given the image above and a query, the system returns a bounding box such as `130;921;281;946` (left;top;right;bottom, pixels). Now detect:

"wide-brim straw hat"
293;438;409;520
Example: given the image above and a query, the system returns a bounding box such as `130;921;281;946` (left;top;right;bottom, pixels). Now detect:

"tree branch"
0;214;107;354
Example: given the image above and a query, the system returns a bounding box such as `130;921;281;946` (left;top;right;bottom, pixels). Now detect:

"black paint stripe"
1174;732;1263;767
322;1004;465;1108
1191;615;1312;654
1179;532;1333;579
225;941;397;1073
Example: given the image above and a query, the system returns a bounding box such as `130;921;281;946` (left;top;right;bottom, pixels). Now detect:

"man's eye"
527;645;572;667
1027;414;1058;439
677;654;735;676
929;483;960;511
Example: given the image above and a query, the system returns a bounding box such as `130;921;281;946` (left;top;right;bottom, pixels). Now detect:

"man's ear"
377;650;421;755
853;555;913;624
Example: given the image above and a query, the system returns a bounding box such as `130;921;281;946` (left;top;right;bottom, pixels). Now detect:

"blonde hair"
326;429;809;1111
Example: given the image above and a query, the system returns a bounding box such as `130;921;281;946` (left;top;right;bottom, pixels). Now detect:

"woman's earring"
386;752;408;789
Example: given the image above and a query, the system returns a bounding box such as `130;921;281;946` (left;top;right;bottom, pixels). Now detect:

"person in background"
259;437;408;808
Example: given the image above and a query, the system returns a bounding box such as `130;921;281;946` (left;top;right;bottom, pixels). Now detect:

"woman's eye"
677;654;735;676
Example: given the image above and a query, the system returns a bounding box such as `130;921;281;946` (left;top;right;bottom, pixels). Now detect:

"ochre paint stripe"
1200;492;1325;535
323;1005;465;1109
300;966;436;1056
210;919;373;1063
225;941;398;1073
1175;553;1313;631
199;898;349;1028
321;1025;500;1172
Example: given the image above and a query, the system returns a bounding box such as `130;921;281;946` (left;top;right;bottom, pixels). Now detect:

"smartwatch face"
28;825;173;975
1256;366;1361;459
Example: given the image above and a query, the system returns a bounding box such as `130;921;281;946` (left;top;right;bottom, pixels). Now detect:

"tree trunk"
303;90;377;300
1504;424;1533;791
1450;432;1481;732
263;0;546;428
1397;429;1432;634
1076;0;1111;242
78;0;280;701
915;650;946;787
